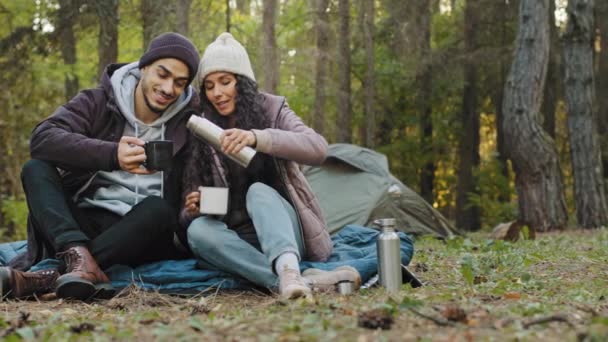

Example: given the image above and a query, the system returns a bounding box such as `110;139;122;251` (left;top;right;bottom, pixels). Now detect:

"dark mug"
143;140;173;171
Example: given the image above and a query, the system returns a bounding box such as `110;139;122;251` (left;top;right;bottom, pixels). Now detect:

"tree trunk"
312;0;330;136
502;0;567;232
236;0;250;14
363;0;375;148
455;0;481;231
490;0;518;203
541;0;559;138
596;1;608;181
415;0;434;205
175;0;192;36
562;0;608;228
225;0;231;32
90;0;118;82
57;0;79;100
142;0;174;49
262;0;279;93
336;0;352;143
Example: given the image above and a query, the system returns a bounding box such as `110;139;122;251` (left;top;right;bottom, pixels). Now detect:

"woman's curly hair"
183;75;273;194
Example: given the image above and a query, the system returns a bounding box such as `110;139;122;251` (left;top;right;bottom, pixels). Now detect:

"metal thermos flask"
186;116;257;168
375;218;402;292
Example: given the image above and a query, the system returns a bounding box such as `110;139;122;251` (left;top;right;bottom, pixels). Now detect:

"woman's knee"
187;217;225;253
246;182;278;205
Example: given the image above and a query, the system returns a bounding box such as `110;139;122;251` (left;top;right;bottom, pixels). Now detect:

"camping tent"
303;144;460;239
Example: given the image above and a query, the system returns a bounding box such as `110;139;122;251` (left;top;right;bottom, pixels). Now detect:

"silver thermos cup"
186;116;257;168
375;218;402;293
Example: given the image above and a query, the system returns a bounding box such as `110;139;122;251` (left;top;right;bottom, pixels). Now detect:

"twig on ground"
523;314;575;329
407;308;456;327
573;304;600;317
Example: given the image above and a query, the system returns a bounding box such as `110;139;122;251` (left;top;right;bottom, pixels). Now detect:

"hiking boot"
278;268;312;300
0;267;59;300
55;246;110;300
302;266;361;292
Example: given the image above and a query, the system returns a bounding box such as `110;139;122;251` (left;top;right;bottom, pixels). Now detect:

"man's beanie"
198;32;256;83
139;32;200;85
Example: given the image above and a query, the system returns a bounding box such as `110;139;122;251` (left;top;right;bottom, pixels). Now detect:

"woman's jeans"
187;182;304;287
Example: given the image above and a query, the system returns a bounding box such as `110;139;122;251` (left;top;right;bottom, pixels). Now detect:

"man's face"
139;58;190;114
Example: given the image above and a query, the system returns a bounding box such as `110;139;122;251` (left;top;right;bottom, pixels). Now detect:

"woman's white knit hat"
198;32;256;83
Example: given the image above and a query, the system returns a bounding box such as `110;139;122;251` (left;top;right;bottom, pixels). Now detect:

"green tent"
303;144;460;238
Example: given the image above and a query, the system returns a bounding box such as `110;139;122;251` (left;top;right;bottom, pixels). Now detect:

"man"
0;32;200;300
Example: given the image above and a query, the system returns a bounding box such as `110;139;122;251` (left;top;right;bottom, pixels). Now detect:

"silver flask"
375;218;402;292
186;116;257;168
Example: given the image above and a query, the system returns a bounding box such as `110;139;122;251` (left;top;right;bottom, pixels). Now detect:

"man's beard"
141;81;176;115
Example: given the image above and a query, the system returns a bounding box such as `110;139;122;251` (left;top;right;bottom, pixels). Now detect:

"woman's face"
203;72;238;116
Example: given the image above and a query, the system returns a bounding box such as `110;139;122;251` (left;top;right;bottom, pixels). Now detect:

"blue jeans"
187;182;304;287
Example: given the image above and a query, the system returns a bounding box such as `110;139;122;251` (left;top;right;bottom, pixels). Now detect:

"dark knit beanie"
139;32;200;85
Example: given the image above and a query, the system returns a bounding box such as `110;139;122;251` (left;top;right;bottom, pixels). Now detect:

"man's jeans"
187;182;304;287
21;159;183;269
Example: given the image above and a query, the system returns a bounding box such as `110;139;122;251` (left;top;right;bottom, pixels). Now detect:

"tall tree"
175;0;192;36
262;0;279;93
562;0;608;228
57;0;79;100
142;0;174;49
456;0;481;231
502;0;567;231
90;0;118;81
490;0;518;203
596;1;608;180
225;0;231;32
415;0;434;205
362;0;376;147
541;0;559;138
312;0;330;136
336;0;352;143
236;0;250;14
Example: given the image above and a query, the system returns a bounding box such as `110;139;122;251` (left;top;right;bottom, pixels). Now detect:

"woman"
180;33;347;300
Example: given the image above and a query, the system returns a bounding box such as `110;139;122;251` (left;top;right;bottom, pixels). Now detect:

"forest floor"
0;228;606;341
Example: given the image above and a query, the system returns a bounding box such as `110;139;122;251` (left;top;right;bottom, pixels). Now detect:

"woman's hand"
184;191;201;219
220;128;256;155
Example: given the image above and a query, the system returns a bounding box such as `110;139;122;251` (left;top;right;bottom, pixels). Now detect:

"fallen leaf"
503;292;521;300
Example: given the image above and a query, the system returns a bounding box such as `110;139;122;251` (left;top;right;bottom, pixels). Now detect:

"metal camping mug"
186;116;257;168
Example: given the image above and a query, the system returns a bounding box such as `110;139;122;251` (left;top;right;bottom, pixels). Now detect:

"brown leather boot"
55;246;110;300
0;267;59;299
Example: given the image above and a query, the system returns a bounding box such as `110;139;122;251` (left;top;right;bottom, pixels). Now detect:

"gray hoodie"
78;62;193;216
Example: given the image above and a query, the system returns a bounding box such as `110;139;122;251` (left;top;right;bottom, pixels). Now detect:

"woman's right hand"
184;191;201;219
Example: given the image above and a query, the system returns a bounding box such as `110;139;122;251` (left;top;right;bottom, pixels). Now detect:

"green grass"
1;229;607;341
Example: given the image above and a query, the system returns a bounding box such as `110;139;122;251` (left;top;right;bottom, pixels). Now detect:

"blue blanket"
0;225;414;293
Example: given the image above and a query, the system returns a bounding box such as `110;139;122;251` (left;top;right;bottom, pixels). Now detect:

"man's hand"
220;129;256;155
117;136;151;174
184;191;201;219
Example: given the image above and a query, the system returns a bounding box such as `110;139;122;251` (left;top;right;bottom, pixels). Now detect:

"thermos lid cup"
337;281;355;295
374;218;396;227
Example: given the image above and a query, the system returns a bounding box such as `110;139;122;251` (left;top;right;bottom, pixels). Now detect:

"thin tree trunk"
456;0;481;231
58;0;79;100
502;0;567;232
312;0;330;136
236;0;250;14
142;0;174;49
91;0;118;81
336;0;352;143
491;0;518;203
596;1;608;180
175;0;192;36
417;0;434;205
541;0;559;138
226;0;231;32
562;0;608;228
262;0;279;93
363;0;375;148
